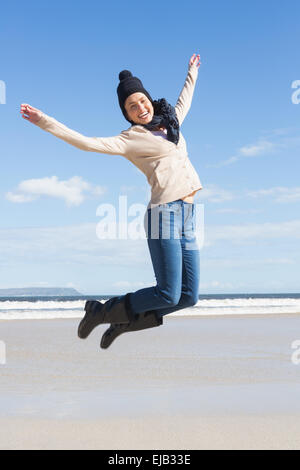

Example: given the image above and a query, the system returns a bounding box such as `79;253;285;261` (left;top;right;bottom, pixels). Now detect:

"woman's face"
124;92;154;124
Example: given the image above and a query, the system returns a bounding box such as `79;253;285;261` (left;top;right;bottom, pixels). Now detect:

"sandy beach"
1;314;300;450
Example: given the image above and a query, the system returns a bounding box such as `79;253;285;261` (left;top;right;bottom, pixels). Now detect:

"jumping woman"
20;53;202;349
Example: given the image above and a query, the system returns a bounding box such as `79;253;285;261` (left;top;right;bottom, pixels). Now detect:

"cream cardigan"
35;65;203;208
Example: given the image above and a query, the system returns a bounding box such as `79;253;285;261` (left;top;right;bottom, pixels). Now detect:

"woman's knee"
181;292;199;308
157;288;181;307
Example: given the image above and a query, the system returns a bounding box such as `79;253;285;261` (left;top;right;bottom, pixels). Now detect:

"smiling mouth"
139;112;149;119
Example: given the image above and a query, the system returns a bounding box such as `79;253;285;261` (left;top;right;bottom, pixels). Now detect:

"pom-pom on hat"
117;70;153;123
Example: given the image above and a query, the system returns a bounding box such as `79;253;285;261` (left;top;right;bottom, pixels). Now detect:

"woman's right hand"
20;103;43;124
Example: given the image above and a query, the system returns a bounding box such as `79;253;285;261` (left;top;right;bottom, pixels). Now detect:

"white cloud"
200;280;235;290
239;140;276;157
1;218;300;271
247;186;300;203
262;127;295;137
207;139;277;168
5;176;105;206
0;220;299;292
196;184;234;203
205;219;300;246
0;223;149;268
214;208;262;214
203;257;295;268
113;280;149;289
198;184;300;206
206;156;238;168
207;127;300;168
5;193;36;203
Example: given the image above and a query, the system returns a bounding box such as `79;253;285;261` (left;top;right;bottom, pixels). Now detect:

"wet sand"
0;315;300;449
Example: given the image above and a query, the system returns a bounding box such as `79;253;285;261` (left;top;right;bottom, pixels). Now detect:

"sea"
0;293;299;320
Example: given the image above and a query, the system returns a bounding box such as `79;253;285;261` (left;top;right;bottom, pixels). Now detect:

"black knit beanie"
117;69;180;145
117;70;153;123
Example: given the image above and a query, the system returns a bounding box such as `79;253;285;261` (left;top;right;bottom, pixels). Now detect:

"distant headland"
0;287;82;297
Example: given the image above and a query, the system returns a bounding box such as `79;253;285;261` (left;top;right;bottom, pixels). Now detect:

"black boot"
100;310;163;349
78;293;134;339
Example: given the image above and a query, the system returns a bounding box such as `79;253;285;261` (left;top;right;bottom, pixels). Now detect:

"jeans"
129;199;200;318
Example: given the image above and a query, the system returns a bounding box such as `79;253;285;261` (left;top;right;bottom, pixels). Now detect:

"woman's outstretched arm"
20;104;130;157
175;53;201;126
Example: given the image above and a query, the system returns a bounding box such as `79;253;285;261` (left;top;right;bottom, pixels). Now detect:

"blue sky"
0;0;300;294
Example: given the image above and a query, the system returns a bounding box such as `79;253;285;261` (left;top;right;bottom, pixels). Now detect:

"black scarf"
134;98;180;145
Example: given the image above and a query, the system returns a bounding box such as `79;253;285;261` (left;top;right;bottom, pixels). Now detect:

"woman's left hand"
189;53;201;69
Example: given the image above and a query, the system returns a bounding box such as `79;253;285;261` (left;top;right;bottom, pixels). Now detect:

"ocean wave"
0;297;299;320
0;300;88;310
